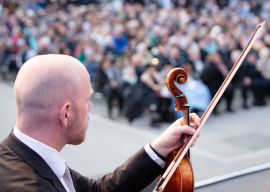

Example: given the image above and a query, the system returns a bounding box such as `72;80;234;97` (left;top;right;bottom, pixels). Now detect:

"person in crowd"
136;42;154;66
231;49;252;109
187;46;205;79
168;47;186;67
201;52;234;114
16;40;37;70
131;53;145;77
83;52;99;83
152;42;170;71
257;47;270;98
112;24;129;54
67;35;77;56
2;39;16;79
244;51;267;106
95;59;123;119
119;56;138;89
126;64;164;127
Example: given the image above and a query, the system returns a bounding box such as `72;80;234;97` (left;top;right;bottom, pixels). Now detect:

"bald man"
0;55;200;192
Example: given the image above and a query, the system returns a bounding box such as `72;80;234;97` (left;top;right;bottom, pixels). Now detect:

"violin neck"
182;107;190;126
181;106;191;159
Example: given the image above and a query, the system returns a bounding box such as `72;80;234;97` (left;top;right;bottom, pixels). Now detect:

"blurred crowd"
1;0;270;127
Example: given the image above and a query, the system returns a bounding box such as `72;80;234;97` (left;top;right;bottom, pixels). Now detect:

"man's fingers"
189;113;201;127
174;125;196;136
183;132;199;146
190;140;196;147
174;113;201;127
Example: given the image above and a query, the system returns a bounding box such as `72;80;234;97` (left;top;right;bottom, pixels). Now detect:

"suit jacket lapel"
6;131;67;192
70;168;80;192
51;173;68;192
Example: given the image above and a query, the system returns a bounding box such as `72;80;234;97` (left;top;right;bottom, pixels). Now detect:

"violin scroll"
165;68;190;124
175;73;187;85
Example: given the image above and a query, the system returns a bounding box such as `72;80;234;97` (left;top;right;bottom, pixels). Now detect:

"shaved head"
14;54;93;150
14;54;90;128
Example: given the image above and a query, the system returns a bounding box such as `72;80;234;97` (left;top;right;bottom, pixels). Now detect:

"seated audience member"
152;43;170;71
131;54;145;77
201;52;234;114
244;51;266;106
187;46;205;80
83;52;99;82
231;49;251;108
121;56;138;93
257;47;270;99
126;64;164;127
112;24;129;53
136;42;154;66
95;59;123;118
16;41;37;70
168;47;186;67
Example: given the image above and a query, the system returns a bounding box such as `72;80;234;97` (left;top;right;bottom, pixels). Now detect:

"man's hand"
150;113;201;157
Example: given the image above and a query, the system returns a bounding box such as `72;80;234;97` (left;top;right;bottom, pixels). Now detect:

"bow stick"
154;21;265;192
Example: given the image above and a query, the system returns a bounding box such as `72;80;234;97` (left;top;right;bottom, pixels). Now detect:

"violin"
153;21;265;192
157;68;194;192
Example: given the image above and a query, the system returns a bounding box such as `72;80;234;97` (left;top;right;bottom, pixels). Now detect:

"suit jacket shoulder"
0;132;66;192
0;139;39;192
0;131;163;192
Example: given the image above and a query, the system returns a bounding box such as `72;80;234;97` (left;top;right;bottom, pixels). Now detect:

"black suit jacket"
0;131;163;192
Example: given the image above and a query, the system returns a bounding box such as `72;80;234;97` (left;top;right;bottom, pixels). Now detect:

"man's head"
14;54;93;150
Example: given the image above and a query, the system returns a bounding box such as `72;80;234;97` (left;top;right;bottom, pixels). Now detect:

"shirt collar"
13;126;66;178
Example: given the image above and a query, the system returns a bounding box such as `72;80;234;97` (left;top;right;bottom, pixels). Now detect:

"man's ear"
60;103;71;127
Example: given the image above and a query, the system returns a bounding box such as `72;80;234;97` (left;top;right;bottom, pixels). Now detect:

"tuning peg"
176;92;185;99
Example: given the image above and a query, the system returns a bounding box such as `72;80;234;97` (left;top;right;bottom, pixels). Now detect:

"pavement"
1;74;270;192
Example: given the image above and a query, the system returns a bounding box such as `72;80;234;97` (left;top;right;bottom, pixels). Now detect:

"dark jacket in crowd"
201;62;225;97
95;67;110;95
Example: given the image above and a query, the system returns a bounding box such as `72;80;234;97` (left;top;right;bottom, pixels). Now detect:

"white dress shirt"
13;126;165;191
144;143;165;168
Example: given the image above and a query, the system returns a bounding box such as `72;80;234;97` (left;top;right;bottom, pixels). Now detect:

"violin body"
158;150;194;192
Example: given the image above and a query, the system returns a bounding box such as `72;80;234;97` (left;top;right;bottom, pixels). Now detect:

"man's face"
66;76;93;145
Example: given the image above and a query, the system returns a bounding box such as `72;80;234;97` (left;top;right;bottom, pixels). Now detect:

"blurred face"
170;48;179;59
182;63;193;76
212;53;221;63
66;73;93;145
158;44;166;54
247;54;257;63
87;54;95;61
146;66;155;74
102;60;110;70
123;57;130;67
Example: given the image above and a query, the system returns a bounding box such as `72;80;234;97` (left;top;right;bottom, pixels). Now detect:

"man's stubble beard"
66;108;90;145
